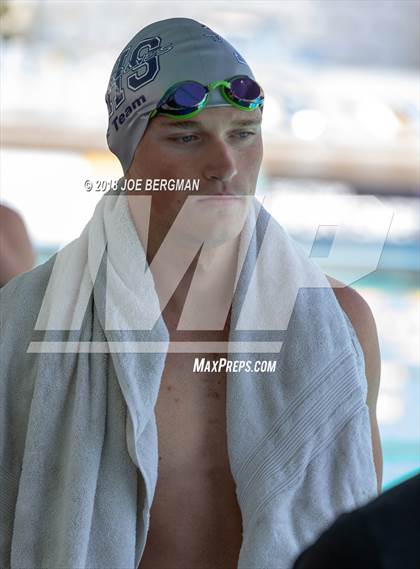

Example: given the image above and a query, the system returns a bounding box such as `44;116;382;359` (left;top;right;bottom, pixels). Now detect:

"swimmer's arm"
326;275;383;494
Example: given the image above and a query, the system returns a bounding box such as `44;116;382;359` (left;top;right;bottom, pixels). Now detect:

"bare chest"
156;352;229;466
139;350;243;569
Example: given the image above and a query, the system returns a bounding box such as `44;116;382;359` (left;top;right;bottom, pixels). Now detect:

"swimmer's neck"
127;197;240;322
148;231;239;323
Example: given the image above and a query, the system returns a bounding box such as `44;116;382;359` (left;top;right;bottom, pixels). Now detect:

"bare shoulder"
0;203;25;224
0;204;35;286
0;204;31;243
325;274;381;409
326;274;383;490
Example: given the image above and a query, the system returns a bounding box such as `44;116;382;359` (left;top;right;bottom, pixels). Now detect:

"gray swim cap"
105;18;257;173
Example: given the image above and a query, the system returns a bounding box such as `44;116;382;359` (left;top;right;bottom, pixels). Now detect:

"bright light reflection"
356;99;400;140
291;109;327;141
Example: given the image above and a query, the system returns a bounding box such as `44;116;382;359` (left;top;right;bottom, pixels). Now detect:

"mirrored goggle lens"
166;82;207;109
229;76;262;102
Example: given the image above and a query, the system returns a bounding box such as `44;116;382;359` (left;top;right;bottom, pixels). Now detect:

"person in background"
0;204;35;287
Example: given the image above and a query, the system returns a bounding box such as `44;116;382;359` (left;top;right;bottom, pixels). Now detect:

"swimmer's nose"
202;139;238;185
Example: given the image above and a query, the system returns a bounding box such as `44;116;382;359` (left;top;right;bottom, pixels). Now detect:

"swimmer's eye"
168;131;256;145
169;134;198;144
233;131;255;139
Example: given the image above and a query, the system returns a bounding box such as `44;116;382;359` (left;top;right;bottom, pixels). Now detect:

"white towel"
0;187;377;569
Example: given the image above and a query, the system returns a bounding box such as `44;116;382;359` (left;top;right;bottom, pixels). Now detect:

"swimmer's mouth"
196;193;245;201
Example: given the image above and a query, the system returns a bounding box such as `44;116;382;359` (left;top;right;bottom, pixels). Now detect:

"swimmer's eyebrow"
157;118;262;130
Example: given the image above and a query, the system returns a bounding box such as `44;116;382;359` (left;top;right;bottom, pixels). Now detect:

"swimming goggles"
149;75;264;120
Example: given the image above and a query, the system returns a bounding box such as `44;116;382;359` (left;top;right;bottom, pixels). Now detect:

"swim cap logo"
233;49;247;65
199;24;247;66
106;35;173;118
200;23;224;43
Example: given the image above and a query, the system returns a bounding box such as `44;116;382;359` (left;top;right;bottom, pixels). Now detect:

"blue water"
346;244;419;491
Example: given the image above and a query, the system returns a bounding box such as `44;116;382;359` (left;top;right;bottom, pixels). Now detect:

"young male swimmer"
0;17;381;569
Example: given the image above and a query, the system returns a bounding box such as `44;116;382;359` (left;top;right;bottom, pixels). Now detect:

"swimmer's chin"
170;224;243;250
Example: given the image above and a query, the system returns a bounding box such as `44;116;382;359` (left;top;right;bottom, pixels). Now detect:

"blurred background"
1;0;419;490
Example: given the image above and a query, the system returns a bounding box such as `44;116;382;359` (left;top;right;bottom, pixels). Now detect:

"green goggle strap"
150;79;262;120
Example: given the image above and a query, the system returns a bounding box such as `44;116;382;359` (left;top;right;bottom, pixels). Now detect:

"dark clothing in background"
292;474;420;569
